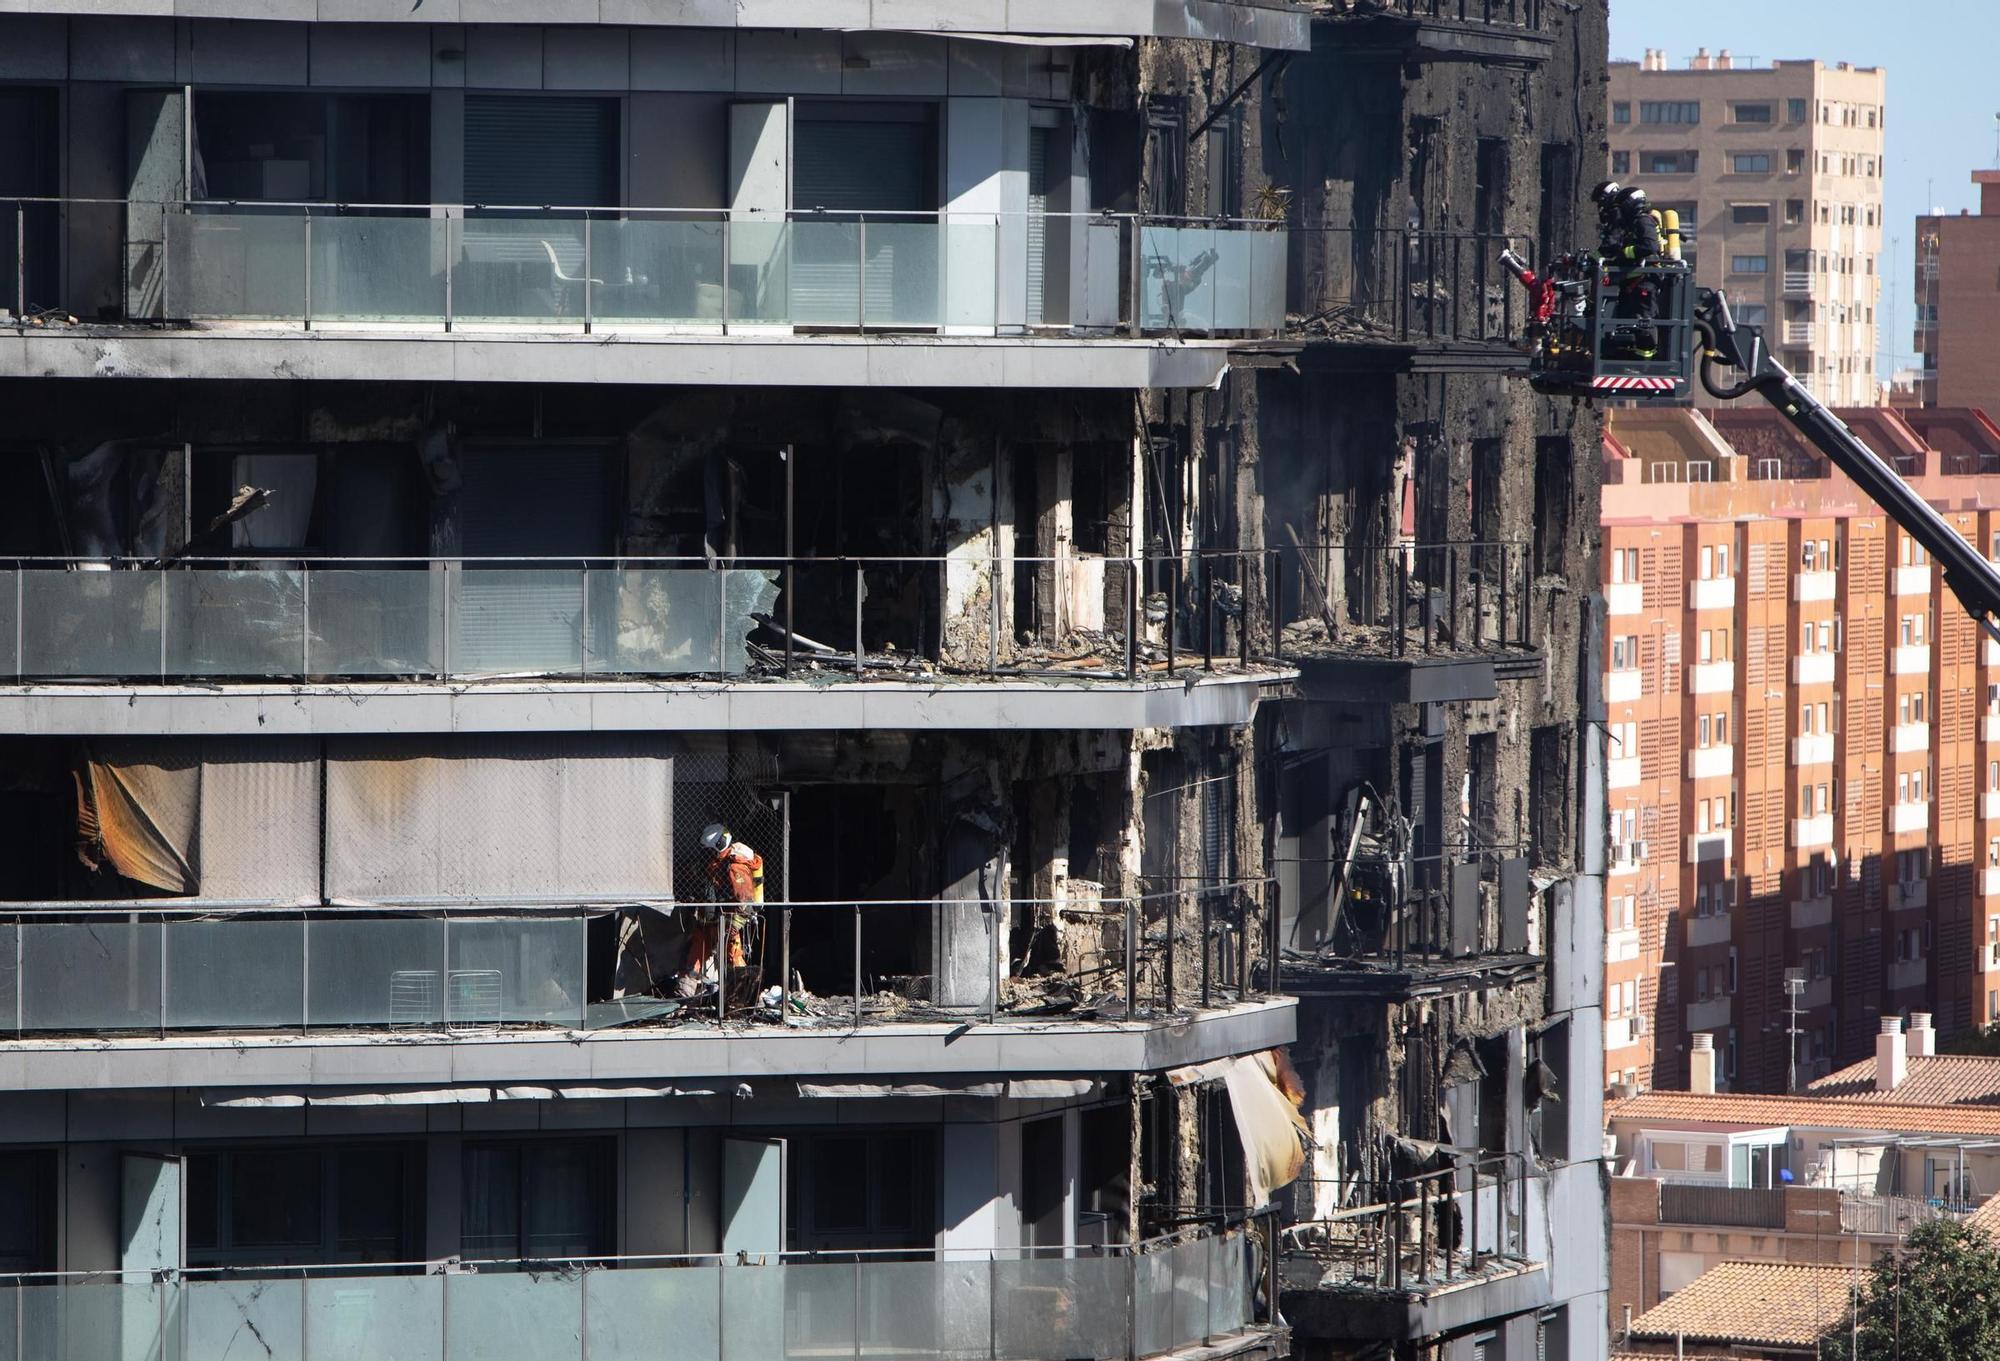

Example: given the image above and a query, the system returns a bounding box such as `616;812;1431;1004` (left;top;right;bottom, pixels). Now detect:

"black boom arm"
1692;288;2000;642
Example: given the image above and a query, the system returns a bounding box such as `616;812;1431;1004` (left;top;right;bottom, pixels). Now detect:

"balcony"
1687;745;1733;781
1791;896;1832;930
1792;653;1835;685
1889;878;1928;911
1792;733;1835;765
0;1225;1273;1361
1606;669;1643;704
1895;564;1932;596
1783;272;1813;294
1290;229;1541;353
1792;814;1834;848
1608;581;1644;616
0;887;1292;1089
1605;1016;1635;1050
1985;866;2000;898
1686;996;1733;1032
1888;957;1927;991
1892;802;1930;835
1609;842;1645;874
1892;644;1930;675
0;557;1297;735
1688;576;1735;611
1608;927;1642;963
1283;540;1542;705
1793;571;1836;602
1;200;1289;390
1687;830;1732;864
1686;912;1732;949
1985;791;2000;820
1783;321;1816;346
1282;1153;1547;1343
1892;722;1931;754
1688;661;1734;695
1609;755;1642;789
1802;976;1832;1009
1986;637;2000;666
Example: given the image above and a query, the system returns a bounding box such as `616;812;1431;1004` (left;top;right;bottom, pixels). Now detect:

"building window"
1611;547;1640;583
1611;150;1631;176
1737;302;1769;326
1612;635;1639;670
1732;104;1773;124
188;1145;424;1268
1644;150;1698;175
1787;149;1806;174
1730;254;1770;274
1787;98;1808;123
462;1139;616;1263
1731;154;1773;175
1613;102;1632;125
1785;199;1804;225
1640;101;1701;125
1731;203;1772;225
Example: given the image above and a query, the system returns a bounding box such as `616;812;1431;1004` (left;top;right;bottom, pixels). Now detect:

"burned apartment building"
0;1;1607;1359
1251;3;1612;1360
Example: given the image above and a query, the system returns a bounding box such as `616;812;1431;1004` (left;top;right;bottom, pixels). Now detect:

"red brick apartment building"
1602;405;2000;1093
1916;171;2000;415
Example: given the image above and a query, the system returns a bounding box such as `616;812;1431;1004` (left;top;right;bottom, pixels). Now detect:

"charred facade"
0;3;1608;1359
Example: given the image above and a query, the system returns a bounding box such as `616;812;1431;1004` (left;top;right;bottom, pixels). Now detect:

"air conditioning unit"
1633;1017;1650;1036
1634;841;1650;862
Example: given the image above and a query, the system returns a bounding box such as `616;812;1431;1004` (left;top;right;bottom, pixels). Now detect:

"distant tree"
1824;1218;2000;1361
1942;1023;2000;1057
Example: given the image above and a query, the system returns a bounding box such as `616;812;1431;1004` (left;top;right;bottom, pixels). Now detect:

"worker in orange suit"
683;823;762;994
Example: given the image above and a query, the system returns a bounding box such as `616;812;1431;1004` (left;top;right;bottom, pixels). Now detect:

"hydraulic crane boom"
1692;289;2000;642
1504;218;2000;641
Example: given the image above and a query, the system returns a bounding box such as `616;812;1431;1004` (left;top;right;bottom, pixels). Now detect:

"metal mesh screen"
672;742;785;906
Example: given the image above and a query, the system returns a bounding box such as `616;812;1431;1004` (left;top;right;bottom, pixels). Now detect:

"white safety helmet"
701;823;733;854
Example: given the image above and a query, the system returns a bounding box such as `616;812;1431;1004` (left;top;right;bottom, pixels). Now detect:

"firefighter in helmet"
1592;180;1664;359
683;823;763;995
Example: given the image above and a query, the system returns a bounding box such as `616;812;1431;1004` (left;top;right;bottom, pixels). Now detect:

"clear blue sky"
1609;2;1998;378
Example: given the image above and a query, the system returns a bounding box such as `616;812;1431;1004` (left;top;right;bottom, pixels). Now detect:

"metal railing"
2;198;1287;339
1292;229;1531;346
0;553;1297;685
1;542;1537;685
1275;540;1536;657
1282;1151;1536;1292
0;881;1277;1036
1838;1193;1960;1237
0;1216;1274;1361
1382;0;1546;28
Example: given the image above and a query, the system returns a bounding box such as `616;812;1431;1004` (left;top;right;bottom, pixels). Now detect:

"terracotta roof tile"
1607;1088;2000;1137
1969;1195;2000;1236
1805;1055;2000;1106
1628;1261;1860;1348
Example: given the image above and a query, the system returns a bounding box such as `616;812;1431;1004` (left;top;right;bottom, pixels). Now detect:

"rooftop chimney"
1716;49;1733;70
1975;171;2000;217
1691;46;1712;71
1690;1033;1717;1094
1644;48;1667;72
1876;1016;1908;1092
1908;1012;1936;1058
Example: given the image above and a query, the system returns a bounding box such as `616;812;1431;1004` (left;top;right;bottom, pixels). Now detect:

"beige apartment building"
1607;49;1885;406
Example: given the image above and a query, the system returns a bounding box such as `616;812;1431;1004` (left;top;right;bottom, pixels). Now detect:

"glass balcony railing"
0;912;590;1033
4;199;1289;338
0;554;1316;684
0;882;1276;1035
0;1223;1266;1361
